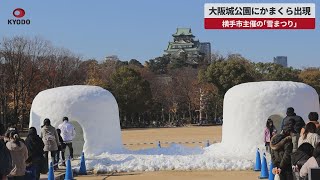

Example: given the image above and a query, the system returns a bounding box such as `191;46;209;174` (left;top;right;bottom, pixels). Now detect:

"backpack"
0;140;13;176
44;129;56;143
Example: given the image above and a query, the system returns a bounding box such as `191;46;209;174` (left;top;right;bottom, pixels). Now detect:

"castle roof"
172;28;194;37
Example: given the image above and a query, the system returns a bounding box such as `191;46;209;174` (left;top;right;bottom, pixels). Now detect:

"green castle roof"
173;28;194;36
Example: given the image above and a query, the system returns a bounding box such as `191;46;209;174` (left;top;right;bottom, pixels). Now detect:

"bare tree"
0;36;85;128
169;67;198;123
0;36;52;127
39;47;84;88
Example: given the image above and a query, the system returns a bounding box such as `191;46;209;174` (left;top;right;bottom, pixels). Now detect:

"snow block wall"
29;85;122;155
222;81;320;152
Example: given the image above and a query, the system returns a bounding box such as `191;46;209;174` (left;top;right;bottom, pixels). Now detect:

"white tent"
29;85;123;156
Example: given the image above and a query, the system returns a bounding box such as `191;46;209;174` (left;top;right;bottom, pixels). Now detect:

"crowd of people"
264;107;320;180
0;117;76;180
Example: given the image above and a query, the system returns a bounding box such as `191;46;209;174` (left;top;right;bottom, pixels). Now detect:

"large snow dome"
29;85;122;155
222;81;320;152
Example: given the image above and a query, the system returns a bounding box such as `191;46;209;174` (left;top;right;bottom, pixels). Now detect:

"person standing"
6;132;28;180
271;124;294;180
281;107;305;153
41;118;59;170
281;107;305;133
25;127;44;180
58;117;76;161
264;119;277;153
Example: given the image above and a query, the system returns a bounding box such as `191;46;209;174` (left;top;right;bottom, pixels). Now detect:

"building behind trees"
273;56;288;67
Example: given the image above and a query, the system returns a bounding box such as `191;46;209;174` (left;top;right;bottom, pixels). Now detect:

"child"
56;129;66;166
264;119;277;153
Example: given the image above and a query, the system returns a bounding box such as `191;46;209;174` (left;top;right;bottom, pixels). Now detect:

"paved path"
40;159;80;180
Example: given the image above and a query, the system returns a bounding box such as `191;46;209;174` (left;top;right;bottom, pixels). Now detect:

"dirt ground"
76;125;260;180
121;125;222;150
77;171;260;180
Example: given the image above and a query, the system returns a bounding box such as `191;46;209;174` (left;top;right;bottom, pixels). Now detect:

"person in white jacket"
58;117;76;164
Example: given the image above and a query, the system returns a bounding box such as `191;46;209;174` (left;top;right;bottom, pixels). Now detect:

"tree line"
0;36;319;129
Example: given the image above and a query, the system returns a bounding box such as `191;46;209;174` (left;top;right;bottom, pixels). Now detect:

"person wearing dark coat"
281;107;305;133
271;123;294;180
25;127;45;180
291;143;314;180
281;107;306;153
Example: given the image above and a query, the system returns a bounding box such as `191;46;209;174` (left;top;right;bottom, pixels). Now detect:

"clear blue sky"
0;0;319;68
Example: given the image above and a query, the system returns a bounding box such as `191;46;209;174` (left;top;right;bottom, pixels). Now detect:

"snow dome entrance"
29;85;123;155
69;121;84;157
268;114;283;132
222;81;320;153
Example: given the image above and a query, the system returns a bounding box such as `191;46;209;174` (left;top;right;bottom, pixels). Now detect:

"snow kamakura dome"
29;85;122;155
222;81;320;151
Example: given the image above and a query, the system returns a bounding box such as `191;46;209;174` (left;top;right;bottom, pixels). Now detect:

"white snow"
74;143;255;173
222;81;320;155
29;85;123;155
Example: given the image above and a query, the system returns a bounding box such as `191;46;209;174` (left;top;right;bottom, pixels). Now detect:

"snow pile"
29;85;123;155
74;144;254;173
222;81;320;154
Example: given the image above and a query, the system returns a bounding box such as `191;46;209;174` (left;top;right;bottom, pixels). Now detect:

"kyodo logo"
8;8;31;25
